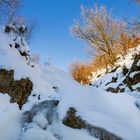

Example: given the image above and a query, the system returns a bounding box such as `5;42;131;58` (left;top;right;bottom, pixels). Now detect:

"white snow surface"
1;29;140;139
0;94;21;140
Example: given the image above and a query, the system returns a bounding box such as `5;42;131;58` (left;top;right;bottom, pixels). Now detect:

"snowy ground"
1;28;140;140
0;94;21;140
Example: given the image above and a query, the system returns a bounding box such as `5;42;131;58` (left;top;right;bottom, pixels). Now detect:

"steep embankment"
1;27;140;140
91;45;140;96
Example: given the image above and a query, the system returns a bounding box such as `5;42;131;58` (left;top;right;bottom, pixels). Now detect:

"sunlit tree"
71;5;127;66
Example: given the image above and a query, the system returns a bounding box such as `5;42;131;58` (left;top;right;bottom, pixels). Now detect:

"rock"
22;100;59;132
105;77;118;86
15;43;20;48
122;66;129;76
106;87;119;93
4;25;12;33
0;69;33;108
120;88;125;93
0;69;14;92
52;86;59;93
109;66;119;73
123;76;133;90
129;53;140;73
106;87;125;93
123;73;140;88
21;100;61;139
63;107;86;129
22;100;59;129
105;53;140;93
130;65;140;73
63;107;122;140
132;73;140;85
122;53;140;91
97;74;101;78
136;87;140;92
87;124;122;140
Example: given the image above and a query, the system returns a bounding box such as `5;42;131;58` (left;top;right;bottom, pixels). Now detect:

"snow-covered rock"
91;45;140;96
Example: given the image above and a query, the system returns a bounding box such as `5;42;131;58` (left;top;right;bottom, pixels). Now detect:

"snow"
48;123;97;140
58;82;140;139
32;114;49;129
1;27;140;139
0;94;21;140
15;36;29;53
22;123;97;140
22;128;57;140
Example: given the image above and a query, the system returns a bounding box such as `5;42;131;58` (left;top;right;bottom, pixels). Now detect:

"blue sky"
21;0;139;70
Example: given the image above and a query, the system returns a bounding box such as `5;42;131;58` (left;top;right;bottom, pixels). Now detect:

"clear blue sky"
21;0;139;70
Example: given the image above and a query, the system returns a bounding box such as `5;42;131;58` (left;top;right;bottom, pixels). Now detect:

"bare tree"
1;0;36;44
0;0;21;24
71;5;127;66
130;0;140;32
133;0;140;3
24;20;36;44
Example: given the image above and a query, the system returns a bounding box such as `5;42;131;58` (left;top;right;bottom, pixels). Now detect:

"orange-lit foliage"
90;54;108;71
117;33;140;55
71;63;92;85
90;34;140;72
71;35;140;85
71;5;140;84
71;5;126;66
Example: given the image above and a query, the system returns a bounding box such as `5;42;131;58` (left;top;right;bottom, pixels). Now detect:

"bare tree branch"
71;5;127;66
0;0;21;24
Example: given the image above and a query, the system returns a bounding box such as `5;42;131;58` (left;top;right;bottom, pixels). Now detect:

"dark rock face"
106;87;119;93
132;73;140;85
130;53;140;73
105;53;140;93
105;77;118;86
87;124;122;140
122;66;129;76
63;107;86;129
0;69;33;108
136;87;140;92
122;53;140;91
63;107;122;140
106;87;125;93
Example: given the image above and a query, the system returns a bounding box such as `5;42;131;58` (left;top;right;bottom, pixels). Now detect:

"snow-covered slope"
91;45;140;97
1;27;140;140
